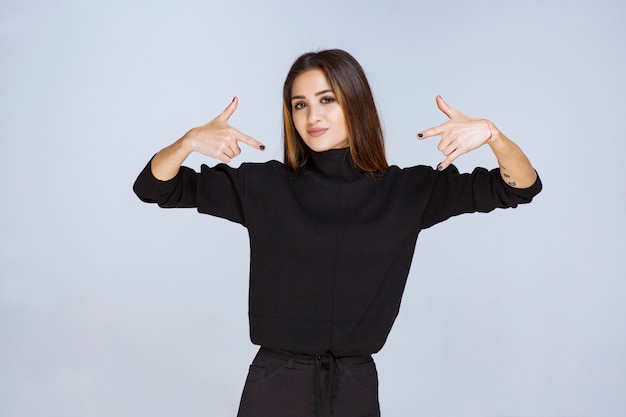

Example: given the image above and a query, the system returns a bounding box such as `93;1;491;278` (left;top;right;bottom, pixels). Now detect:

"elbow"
511;173;543;204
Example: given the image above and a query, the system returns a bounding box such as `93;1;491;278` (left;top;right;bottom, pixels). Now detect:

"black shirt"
133;148;542;356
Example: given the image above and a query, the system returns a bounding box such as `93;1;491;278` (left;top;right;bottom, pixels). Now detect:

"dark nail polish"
418;133;423;138
260;145;265;151
437;163;443;171
232;96;236;102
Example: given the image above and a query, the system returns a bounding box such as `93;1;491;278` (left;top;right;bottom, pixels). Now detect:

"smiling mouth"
307;128;328;137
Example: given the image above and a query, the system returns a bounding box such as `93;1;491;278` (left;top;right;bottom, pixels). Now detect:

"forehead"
291;69;333;97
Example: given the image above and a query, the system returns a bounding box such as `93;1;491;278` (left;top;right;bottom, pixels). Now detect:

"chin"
308;145;332;152
304;143;327;152
304;141;349;153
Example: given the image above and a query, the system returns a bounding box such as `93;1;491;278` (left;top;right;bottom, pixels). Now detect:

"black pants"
237;347;381;417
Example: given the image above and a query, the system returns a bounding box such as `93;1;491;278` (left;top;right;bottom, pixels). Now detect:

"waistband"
257;347;373;416
258;347;373;365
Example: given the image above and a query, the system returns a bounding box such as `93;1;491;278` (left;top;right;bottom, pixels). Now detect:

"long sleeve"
132;158;247;225
420;165;542;229
132;149;543;356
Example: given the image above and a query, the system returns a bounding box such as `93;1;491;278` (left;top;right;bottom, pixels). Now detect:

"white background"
1;0;624;416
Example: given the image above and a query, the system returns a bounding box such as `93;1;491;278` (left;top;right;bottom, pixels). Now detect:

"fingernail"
260;145;265;151
232;96;236;103
437;163;443;171
418;133;424;138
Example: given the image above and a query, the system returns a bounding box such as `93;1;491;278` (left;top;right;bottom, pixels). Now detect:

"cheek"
292;112;306;136
334;110;348;133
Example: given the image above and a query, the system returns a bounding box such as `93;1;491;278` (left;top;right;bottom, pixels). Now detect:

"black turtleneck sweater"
133;149;541;356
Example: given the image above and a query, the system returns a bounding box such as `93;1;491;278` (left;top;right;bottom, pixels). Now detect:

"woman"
134;49;541;417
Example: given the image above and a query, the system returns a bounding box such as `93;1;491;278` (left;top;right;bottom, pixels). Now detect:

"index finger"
417;123;445;140
234;128;266;151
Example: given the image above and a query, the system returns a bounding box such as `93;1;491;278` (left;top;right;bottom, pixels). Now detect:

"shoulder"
237;160;291;188
385;163;441;181
200;159;287;173
240;159;287;171
381;163;476;192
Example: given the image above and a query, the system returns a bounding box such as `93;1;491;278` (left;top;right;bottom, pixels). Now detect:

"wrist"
179;129;197;154
485;120;502;146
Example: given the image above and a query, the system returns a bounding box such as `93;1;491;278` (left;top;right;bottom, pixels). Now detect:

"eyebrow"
291;89;334;101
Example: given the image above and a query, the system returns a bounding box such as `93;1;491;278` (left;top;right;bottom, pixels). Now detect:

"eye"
293;102;306;110
321;96;336;104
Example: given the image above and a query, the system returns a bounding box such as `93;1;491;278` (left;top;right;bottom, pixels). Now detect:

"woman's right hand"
150;97;265;181
184;96;265;163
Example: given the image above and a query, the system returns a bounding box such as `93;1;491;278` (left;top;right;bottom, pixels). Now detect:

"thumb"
435;95;457;119
219;96;239;121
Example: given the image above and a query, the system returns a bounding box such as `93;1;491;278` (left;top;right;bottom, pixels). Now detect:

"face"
290;69;349;152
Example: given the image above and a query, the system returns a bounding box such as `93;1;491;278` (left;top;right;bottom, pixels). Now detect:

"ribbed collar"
307;148;361;181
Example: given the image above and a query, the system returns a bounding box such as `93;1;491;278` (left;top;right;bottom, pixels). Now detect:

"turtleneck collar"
307;148;361;181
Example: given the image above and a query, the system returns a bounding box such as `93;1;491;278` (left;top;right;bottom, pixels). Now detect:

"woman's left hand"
418;95;494;171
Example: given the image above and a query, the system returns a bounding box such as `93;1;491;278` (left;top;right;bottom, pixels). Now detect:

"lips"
307;128;328;137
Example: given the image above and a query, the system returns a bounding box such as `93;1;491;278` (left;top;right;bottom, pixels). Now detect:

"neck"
307;148;361;181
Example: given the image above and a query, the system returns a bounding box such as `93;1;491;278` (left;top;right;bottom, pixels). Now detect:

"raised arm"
418;96;537;189
150;97;265;180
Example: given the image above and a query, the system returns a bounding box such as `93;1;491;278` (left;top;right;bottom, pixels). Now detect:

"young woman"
134;49;541;417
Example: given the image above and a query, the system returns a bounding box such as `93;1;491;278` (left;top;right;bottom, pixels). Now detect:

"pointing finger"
233;128;266;151
417;123;445;140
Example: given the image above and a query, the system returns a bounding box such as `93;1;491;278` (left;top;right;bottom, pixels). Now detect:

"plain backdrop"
1;0;625;416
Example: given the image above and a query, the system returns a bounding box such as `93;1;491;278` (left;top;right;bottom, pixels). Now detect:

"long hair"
282;49;388;172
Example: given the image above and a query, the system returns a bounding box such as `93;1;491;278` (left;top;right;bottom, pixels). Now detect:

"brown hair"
282;49;388;172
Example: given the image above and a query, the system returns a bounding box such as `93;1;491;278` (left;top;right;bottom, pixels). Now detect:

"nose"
307;103;322;124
